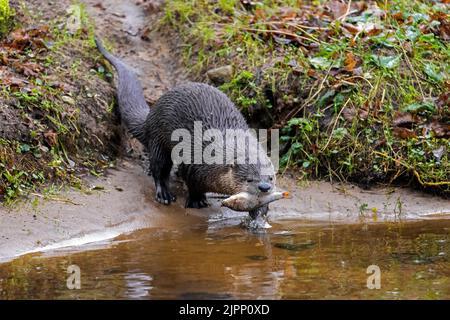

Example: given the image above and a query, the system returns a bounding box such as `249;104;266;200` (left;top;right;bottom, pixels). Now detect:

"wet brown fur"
95;38;275;211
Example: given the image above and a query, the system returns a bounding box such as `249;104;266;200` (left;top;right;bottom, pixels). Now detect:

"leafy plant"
163;0;449;193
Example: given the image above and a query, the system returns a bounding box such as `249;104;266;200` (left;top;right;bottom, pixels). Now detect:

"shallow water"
0;218;448;299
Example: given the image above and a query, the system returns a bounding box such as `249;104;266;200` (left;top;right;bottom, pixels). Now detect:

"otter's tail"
95;37;149;144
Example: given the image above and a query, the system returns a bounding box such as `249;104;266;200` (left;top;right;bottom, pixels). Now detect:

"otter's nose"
258;182;272;193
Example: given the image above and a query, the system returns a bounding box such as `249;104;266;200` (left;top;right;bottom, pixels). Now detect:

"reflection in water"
0;219;449;299
125;272;153;299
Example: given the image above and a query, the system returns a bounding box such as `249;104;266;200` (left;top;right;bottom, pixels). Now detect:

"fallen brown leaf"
430;12;450;41
344;52;357;71
430;121;450;138
392;112;419;128
93;2;106;10
44;130;58;146
328;0;348;20
393;127;417;139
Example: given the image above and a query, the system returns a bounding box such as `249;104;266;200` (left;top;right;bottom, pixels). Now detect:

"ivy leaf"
309;57;341;70
423;63;444;82
317;89;336;108
332;127;348;139
370;55;400;69
405;26;420;41
402;102;436;114
291;142;303;154
20;144;30;153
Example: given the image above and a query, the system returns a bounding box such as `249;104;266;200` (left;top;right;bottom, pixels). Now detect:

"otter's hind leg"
185;191;208;209
180;165;208;208
148;145;176;205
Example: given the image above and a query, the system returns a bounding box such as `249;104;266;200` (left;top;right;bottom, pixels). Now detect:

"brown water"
1;218;448;299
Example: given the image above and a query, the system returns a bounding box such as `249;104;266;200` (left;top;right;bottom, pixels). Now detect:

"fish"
221;191;290;212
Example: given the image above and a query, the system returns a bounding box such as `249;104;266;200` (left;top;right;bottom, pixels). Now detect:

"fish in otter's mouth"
221;191;289;214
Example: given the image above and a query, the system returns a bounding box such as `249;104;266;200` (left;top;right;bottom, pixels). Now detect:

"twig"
282;63;334;123
373;151;450;187
31;193;81;205
213;21;329;31
239;27;323;45
283;23;324;43
335;0;353;23
400;46;425;100
345;75;374;89
321;98;351;152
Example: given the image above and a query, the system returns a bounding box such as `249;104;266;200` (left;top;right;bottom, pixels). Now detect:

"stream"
1;217;449;299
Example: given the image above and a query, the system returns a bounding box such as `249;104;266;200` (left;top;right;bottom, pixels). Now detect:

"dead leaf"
0;52;9;65
93;2;106;10
343;106;356;122
344;52;357;71
44;130;58;146
393;112;419;127
429;121;450;138
367;27;382;36
6;26;50;52
328;1;348;20
254;8;266;21
11;61;43;77
436;92;449;116
0;76;28;88
9;29;30;51
342;23;359;35
432;146;446;161
391;12;404;23
279;7;297;21
393;127;417;139
430;12;450;41
140;26;151;41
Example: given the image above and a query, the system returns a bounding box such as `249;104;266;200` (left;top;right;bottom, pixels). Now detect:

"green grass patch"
0;0;12;36
0;2;116;203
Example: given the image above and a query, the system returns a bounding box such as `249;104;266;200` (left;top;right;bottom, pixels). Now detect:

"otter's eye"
247;179;254;183
269;177;273;181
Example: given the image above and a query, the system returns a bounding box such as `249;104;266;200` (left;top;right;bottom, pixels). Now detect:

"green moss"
0;0;11;36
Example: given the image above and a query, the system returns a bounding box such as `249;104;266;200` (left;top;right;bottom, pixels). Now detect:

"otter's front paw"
185;194;208;209
155;185;176;205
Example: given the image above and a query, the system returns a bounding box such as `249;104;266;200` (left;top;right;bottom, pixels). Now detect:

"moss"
0;0;12;36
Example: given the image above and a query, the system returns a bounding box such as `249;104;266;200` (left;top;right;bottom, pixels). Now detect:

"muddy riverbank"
1;159;449;262
1;0;449;263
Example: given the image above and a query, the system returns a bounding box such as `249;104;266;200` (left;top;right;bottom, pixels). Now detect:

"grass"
162;0;449;194
0;2;116;203
0;0;12;35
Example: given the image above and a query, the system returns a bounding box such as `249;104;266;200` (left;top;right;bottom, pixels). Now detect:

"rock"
61;95;75;105
206;65;233;84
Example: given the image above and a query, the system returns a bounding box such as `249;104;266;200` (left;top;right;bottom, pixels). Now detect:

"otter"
95;38;276;218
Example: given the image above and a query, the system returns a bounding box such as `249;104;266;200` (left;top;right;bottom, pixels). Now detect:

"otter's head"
215;136;277;195
233;162;276;195
213;161;276;197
